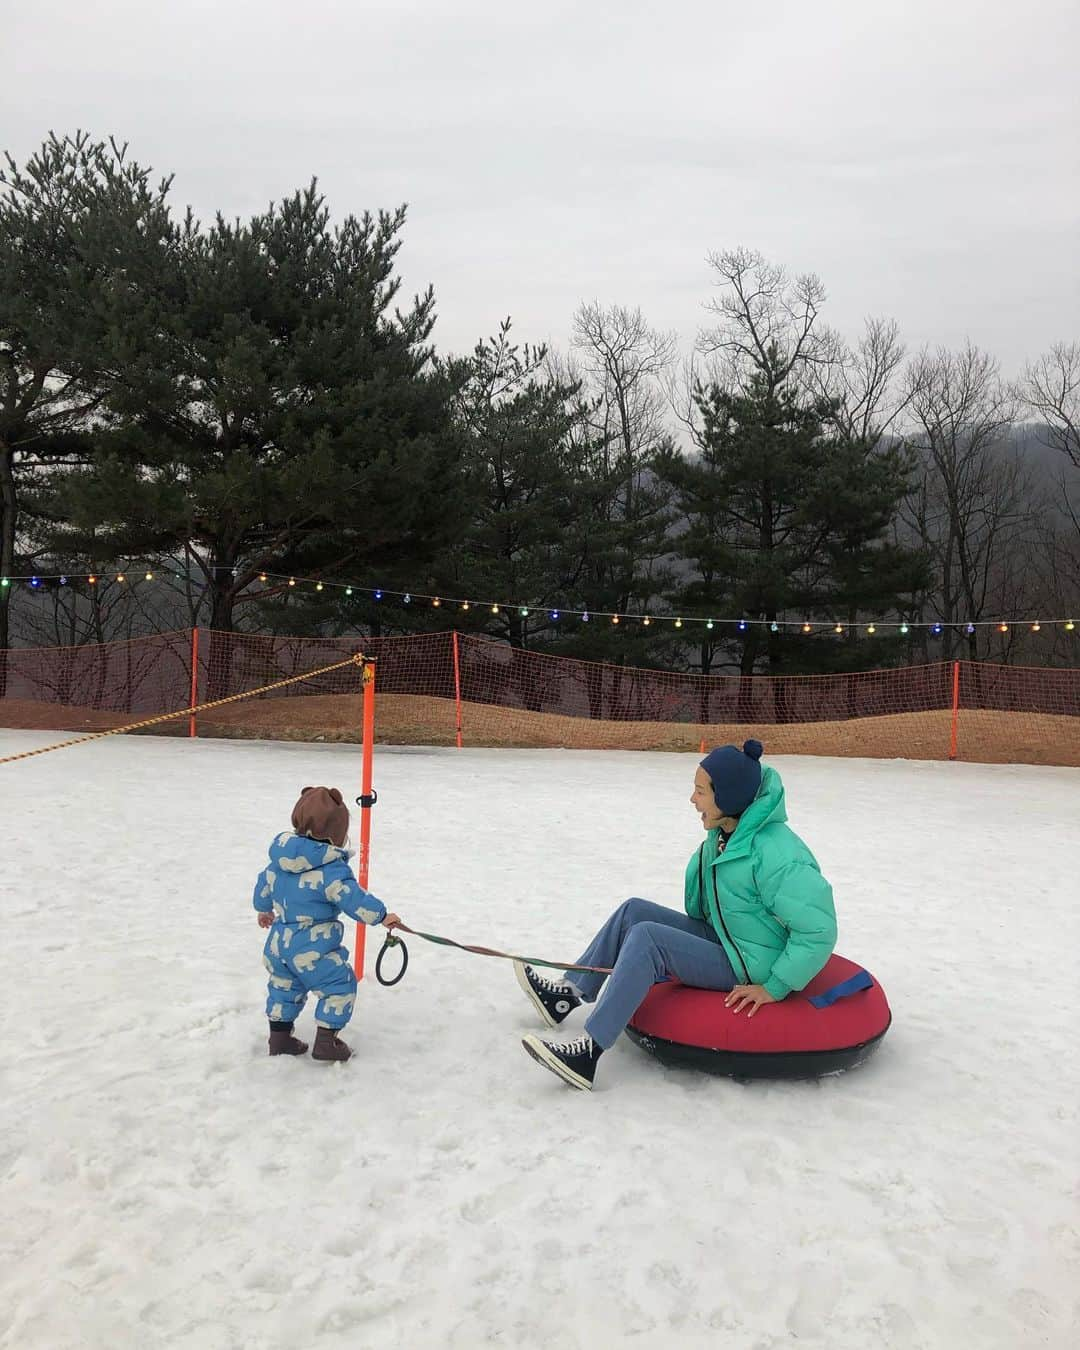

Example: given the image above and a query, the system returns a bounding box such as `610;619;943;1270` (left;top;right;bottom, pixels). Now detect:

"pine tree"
433;321;588;652
657;367;923;677
54;185;465;686
0;132;172;686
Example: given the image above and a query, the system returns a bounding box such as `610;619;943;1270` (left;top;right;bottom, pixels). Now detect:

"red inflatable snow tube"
626;953;891;1079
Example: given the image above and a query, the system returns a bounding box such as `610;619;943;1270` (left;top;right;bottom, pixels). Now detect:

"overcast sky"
6;0;1078;376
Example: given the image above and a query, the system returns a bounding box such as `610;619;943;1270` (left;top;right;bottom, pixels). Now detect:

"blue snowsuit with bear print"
253;831;386;1030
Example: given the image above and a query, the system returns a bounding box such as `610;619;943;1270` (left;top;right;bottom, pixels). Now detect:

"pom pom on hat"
699;740;764;817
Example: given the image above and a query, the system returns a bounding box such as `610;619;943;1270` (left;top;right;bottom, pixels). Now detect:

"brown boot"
268;1024;309;1056
312;1026;352;1062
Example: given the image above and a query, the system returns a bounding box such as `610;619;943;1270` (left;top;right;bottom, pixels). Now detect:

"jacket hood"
717;765;787;858
268;831;353;872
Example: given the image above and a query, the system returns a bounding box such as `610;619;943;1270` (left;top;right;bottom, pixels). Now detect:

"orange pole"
189;627;199;738
948;660;960;761
354;659;376;978
452;630;463;749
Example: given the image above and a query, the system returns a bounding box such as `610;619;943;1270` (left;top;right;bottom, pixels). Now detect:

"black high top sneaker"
514;961;582;1027
521;1032;603;1091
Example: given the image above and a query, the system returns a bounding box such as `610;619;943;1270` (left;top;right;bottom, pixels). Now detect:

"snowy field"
1;730;1078;1350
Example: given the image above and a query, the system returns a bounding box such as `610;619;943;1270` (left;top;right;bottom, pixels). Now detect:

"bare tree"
1017;341;1080;651
1020;466;1080;664
901;344;1034;661
563;303;677;620
806;317;911;447
667;248;837;453
570;301;676;515
571;302;677;472
800;316;927;650
698;246;832;393
1018;341;1080;467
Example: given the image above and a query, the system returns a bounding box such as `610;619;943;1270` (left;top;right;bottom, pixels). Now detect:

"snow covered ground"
1;730;1077;1350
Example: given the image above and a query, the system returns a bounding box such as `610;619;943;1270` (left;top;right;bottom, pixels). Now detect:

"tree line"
2;133;1078;689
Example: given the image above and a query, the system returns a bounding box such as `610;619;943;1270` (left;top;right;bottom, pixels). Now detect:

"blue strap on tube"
809;968;873;1009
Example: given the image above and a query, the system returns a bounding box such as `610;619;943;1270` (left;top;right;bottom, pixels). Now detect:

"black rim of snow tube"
623;1013;891;1080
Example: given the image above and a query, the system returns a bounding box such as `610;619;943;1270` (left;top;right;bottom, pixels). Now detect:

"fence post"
189;628;199;738
354;659;377;980
948;660;960;761
452;630;463;749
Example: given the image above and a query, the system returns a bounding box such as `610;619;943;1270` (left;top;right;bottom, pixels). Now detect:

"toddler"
254;785;400;1061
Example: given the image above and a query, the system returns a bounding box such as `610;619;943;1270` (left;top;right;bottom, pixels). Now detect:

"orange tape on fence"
2;629;1078;766
0;652;367;766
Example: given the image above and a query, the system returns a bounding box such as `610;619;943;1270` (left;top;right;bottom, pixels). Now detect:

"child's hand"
257;911;274;929
381;912;402;930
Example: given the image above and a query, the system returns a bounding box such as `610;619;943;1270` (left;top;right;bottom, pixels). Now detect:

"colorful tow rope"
373;922;613;988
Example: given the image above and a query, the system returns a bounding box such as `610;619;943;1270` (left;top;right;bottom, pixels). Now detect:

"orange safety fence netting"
0;630;1078;767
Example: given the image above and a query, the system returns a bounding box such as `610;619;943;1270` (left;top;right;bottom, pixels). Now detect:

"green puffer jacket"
684;765;837;1001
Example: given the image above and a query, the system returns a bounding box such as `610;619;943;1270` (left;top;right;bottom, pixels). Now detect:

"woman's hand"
257;911;274;929
724;984;777;1017
381;912;402;930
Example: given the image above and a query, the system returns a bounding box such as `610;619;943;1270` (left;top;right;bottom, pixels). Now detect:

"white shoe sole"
521;1034;594;1091
514;960;561;1028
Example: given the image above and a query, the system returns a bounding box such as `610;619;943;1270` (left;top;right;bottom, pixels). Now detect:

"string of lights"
1;567;1076;635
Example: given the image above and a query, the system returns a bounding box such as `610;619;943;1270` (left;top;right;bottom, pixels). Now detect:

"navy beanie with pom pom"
699;739;764;816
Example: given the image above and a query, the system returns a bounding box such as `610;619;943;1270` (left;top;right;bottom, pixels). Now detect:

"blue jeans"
567;898;738;1050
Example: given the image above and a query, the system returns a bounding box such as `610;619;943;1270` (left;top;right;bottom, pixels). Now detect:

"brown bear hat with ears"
291;786;349;848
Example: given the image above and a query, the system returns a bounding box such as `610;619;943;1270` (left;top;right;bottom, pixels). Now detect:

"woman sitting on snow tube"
517;739;851;1091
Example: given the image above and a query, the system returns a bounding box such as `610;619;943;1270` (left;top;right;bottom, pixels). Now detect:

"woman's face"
691;768;726;830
